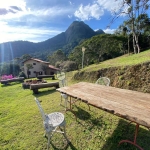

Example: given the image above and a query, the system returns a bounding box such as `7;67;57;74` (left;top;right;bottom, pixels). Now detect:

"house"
23;58;60;78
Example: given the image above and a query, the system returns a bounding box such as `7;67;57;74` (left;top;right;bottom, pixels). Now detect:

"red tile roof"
48;65;60;70
24;58;60;70
23;58;50;64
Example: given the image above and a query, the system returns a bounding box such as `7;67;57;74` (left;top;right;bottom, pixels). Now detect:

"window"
33;63;36;65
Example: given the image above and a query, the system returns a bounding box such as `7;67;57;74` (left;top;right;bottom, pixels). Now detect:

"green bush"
18;71;27;79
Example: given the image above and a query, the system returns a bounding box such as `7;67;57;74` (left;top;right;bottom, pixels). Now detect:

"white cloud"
74;0;128;21
97;0;129;16
103;28;116;34
35;7;73;18
0;0;26;8
97;0;123;13
0;0;74;22
0;0;29;20
74;3;104;21
0;0;75;43
0;23;63;43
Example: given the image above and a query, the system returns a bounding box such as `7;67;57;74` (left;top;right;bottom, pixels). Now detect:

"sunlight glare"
0;44;5;64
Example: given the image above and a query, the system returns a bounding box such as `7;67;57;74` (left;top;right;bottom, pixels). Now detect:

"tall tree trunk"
135;34;140;53
128;35;130;55
133;34;137;53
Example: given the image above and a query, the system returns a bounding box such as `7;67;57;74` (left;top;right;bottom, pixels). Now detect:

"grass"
1;50;150;150
83;49;150;71
0;78;150;150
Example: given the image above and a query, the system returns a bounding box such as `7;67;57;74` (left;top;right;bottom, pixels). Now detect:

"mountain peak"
65;21;96;43
95;29;105;34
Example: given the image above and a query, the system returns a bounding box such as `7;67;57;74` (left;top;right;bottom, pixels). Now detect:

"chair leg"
64;98;67;110
60;94;68;110
61;125;70;143
60;95;63;105
44;131;47;137
47;133;51;150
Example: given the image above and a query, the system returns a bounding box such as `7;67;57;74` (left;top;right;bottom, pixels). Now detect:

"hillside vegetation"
72;49;150;93
83;49;150;71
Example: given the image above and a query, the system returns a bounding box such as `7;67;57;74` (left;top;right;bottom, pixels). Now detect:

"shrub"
18;71;27;79
1;74;13;80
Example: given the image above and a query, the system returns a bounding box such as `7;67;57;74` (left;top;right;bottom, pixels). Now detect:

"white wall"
24;60;47;78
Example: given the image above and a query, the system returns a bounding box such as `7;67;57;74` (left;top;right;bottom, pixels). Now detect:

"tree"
26;64;33;78
115;25;131;54
41;64;49;75
22;54;32;62
68;46;83;68
48;49;66;66
69;34;127;67
55;61;78;72
0;63;21;76
111;0;150;53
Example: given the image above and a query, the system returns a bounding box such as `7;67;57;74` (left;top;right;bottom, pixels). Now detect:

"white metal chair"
95;77;110;86
59;78;68;110
34;97;69;150
56;72;68;110
59;77;67;87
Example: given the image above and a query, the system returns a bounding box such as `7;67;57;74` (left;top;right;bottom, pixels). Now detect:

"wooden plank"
57;82;150;128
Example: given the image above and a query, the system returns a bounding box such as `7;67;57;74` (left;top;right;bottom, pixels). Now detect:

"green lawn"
0;77;150;150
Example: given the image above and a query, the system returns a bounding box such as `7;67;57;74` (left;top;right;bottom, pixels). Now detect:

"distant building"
23;58;60;78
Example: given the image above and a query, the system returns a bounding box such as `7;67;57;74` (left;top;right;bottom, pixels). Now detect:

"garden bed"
22;79;47;89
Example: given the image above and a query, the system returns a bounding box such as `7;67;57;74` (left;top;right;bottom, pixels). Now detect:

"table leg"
119;123;143;150
65;96;77;121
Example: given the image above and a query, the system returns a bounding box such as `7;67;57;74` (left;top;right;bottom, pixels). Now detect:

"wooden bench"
30;82;59;94
37;75;55;80
22;79;47;89
1;77;25;85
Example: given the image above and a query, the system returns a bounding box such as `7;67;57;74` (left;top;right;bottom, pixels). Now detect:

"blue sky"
0;0;149;43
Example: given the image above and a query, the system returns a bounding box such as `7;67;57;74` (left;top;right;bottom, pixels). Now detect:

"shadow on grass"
1;82;23;87
73;106;91;121
50;141;78;150
101;119;150;150
32;88;57;96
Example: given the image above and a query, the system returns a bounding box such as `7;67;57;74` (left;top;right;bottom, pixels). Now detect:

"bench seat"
30;82;59;94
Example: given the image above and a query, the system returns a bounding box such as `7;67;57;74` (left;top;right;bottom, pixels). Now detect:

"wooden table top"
57;82;150;128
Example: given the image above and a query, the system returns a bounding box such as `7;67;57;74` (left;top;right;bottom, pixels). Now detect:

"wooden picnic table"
57;82;150;150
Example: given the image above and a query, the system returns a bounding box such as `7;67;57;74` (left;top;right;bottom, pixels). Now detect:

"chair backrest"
35;97;46;121
95;77;110;86
56;72;67;87
35;98;54;132
59;78;67;87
